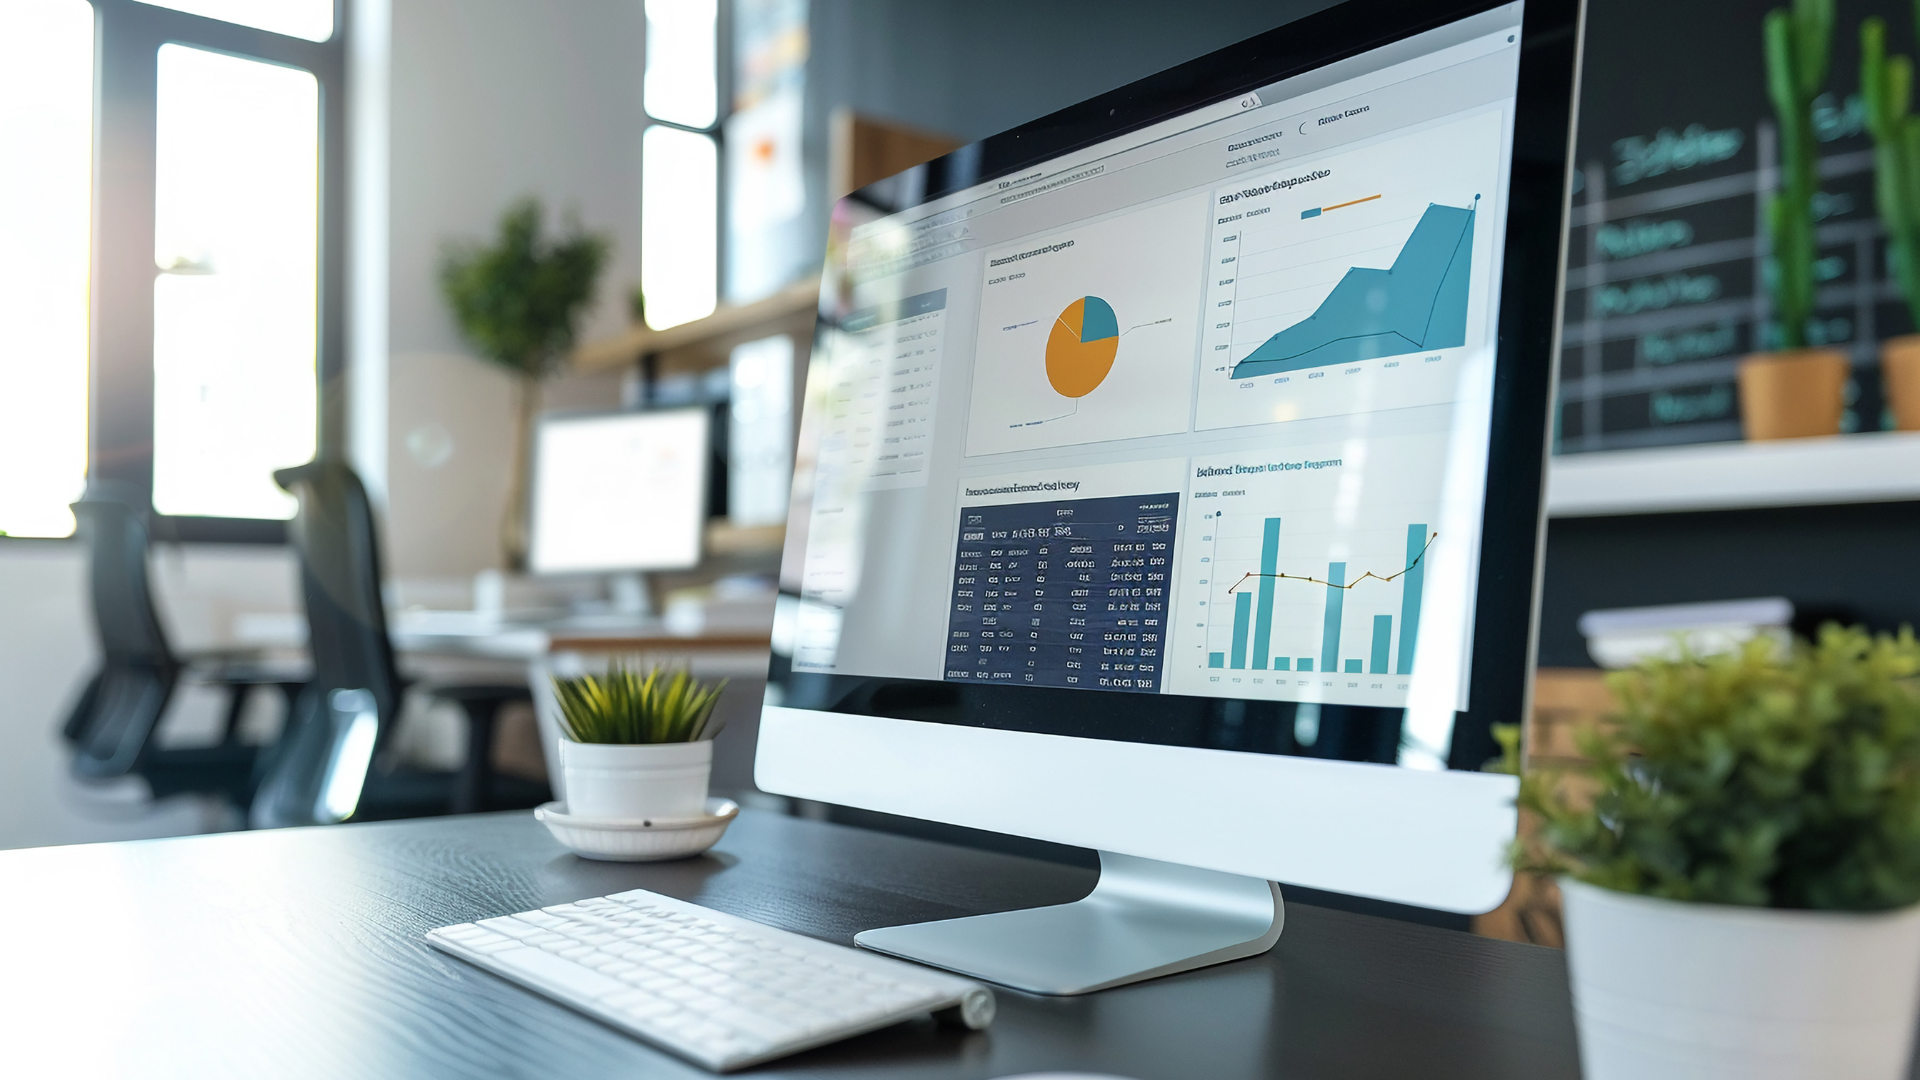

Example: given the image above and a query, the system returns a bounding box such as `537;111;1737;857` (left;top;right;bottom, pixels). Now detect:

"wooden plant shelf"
572;276;821;374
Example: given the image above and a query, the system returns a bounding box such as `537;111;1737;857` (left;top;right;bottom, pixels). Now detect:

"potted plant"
1741;0;1850;440
1863;15;1920;430
1509;626;1920;1080
551;664;727;821
439;198;610;569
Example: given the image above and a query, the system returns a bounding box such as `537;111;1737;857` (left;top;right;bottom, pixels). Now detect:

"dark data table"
944;491;1178;692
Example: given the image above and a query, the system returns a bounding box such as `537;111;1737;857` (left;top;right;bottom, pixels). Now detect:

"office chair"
250;460;549;828
60;489;302;809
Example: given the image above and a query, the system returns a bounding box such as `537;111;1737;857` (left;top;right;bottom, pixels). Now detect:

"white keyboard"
426;888;995;1072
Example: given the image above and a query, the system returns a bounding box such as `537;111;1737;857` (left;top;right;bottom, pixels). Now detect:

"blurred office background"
5;0;1920;858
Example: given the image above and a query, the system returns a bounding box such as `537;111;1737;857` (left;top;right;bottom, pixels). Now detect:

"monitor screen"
529;408;710;574
778;2;1546;773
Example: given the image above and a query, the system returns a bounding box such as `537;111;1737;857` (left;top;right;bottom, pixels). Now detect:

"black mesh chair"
250;460;548;828
61;488;301;808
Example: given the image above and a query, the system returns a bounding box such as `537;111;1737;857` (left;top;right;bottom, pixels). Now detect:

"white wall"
383;0;643;579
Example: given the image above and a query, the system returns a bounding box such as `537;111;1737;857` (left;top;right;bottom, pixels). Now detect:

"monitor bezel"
759;0;1582;907
526;406;712;576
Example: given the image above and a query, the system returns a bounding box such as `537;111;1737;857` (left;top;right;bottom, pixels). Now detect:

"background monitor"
755;0;1579;990
529;408;710;575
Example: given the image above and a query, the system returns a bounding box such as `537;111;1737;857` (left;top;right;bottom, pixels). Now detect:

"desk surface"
0;810;1581;1079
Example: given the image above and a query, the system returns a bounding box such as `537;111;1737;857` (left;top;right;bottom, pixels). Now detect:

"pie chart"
1045;296;1120;398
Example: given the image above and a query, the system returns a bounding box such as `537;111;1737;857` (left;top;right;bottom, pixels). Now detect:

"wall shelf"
705;520;785;558
571;276;821;374
1547;430;1920;517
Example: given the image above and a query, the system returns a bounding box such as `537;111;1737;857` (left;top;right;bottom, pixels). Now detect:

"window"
152;45;319;520
641;126;721;331
0;0;94;538
642;0;718;129
5;0;346;541
639;0;720;330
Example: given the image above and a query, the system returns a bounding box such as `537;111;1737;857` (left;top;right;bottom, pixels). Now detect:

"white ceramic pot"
556;739;712;821
1562;878;1920;1080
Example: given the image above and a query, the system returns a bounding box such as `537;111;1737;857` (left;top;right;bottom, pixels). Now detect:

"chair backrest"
75;492;176;668
61;491;179;777
250;460;403;827
274;460;403;720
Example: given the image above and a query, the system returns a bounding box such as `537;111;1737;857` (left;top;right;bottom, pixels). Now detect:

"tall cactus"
1863;9;1920;327
1763;0;1833;350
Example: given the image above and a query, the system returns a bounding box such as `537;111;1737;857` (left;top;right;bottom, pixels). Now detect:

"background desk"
0;809;1584;1079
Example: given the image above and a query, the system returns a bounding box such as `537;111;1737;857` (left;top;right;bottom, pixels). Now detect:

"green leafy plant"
553;664;728;745
1763;0;1834;349
1864;8;1920;326
1508;626;1920;911
438;198;610;568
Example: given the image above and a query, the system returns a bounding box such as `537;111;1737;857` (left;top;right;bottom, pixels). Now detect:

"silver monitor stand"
854;852;1284;995
608;571;652;617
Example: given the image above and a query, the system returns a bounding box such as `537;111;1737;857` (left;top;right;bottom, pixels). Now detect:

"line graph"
1224;530;1435;594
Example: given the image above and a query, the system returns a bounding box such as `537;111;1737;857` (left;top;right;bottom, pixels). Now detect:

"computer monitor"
758;0;1580;994
528;408;710;577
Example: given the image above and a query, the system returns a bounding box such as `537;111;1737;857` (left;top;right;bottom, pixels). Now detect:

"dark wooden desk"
0;810;1580;1078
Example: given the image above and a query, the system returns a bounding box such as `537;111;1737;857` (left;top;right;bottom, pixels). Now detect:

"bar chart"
1165;431;1453;707
1201;517;1431;677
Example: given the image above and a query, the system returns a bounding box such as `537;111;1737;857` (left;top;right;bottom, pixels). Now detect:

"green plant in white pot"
552;665;727;822
1510;626;1920;1080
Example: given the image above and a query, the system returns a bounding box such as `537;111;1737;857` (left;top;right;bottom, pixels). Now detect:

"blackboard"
1559;0;1911;452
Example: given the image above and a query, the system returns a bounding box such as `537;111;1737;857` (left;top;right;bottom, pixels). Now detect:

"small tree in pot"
1511;626;1920;1080
439;198;609;569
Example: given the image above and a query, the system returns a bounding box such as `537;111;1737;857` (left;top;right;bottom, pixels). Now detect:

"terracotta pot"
1736;347;1848;440
1881;335;1920;431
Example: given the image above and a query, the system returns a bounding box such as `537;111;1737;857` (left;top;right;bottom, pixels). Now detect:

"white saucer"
535;798;739;862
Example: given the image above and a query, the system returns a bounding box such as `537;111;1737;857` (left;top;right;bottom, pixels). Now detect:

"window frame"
85;0;346;544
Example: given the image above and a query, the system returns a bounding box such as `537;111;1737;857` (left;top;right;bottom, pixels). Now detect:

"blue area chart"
1231;198;1477;378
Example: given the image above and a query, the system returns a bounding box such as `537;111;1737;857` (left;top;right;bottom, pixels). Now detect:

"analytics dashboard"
790;4;1526;717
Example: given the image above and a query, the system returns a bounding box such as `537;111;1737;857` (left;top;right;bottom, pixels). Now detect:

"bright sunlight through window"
643;0;718;129
641;125;719;330
132;0;334;42
152;45;319;520
0;0;93;539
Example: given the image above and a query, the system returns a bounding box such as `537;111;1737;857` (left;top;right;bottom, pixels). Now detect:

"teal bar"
1300;207;1323;219
1251;518;1281;670
1319;562;1346;674
1396;523;1428;675
1231;592;1252;669
1298;658;1314;672
1208;652;1225;668
1274;657;1290;671
1370;615;1392;673
1345;659;1362;673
